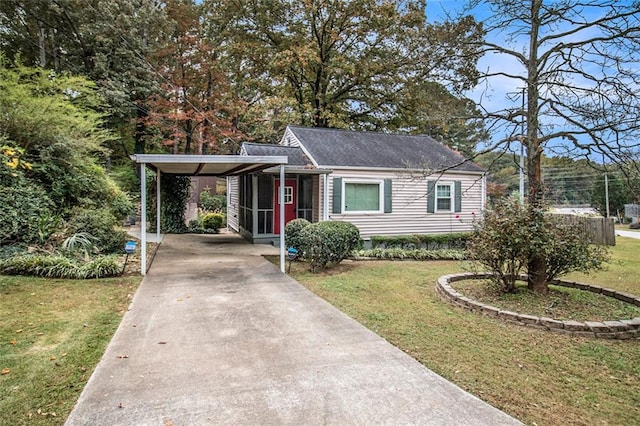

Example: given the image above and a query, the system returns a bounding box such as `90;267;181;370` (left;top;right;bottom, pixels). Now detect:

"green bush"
370;233;471;250
467;197;610;293
357;248;467;260
0;147;53;245
202;212;225;232
299;221;362;271
199;191;226;213
0;254;121;279
66;208;127;254
284;218;311;253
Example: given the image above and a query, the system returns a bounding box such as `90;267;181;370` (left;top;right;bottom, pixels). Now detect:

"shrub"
299;221;362;271
199;191;226;213
467;197;610;293
0;160;53;245
202;212;225;232
357;248;467;261
66;208;127;254
370;233;471;250
284;218;311;253
0;254;121;279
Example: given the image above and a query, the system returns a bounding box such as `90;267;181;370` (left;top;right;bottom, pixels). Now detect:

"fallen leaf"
49;356;56;361
10;339;16;345
15;329;23;333
1;368;10;375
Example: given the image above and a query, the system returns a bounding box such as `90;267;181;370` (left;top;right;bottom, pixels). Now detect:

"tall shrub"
299;221;362;271
284;218;311;253
467;197;610;293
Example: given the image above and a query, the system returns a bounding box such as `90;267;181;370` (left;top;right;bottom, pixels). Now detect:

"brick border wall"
436;273;640;340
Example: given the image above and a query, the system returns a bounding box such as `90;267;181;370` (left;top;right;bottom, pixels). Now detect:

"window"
427;180;461;213
283;186;294;204
344;181;382;212
436;184;452;211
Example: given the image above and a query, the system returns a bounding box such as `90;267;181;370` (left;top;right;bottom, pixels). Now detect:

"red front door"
274;179;297;234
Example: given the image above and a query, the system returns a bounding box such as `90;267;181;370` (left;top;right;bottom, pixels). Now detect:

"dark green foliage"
0;144;54;245
0;178;52;245
299;221;362;271
284;218;311;253
357;248;466;261
590;173;633;217
467;198;610;293
201;213;224;232
109;164;140;195
66;208;127;254
370;233;471;250
0;254;121;279
157;175;191;233
199;191;226;213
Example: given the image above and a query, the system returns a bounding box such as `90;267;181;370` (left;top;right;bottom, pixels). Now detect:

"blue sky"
423;1;640;161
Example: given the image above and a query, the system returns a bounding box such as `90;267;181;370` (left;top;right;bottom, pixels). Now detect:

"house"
227;125;486;244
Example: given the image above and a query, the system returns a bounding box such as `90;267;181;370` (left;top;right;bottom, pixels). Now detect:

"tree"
146;0;242;155
460;0;640;292
0;62;132;249
203;0;483;133
0;0;167;155
590;173;633;218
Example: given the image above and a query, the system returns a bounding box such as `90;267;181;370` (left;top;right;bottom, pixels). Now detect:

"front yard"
0;275;140;424
287;236;640;425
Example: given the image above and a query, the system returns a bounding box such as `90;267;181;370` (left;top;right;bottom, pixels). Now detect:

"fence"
555;214;616;246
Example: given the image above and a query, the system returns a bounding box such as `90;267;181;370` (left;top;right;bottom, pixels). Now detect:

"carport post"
280;164;285;272
156;170;161;243
140;164;147;276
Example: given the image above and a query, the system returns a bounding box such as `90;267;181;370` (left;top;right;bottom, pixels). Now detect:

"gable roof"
243;143;312;167
287;126;484;173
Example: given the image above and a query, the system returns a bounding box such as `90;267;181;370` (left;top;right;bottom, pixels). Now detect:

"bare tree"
460;0;640;292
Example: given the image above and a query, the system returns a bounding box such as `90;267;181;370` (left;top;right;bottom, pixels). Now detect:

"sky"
422;1;640;163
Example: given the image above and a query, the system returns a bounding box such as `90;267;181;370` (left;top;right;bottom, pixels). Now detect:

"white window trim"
283;186;294;205
342;178;384;214
436;182;454;213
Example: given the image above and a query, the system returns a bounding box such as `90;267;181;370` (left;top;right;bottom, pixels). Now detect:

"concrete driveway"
66;232;521;425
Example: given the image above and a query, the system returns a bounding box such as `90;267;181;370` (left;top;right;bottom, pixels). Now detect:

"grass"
283;236;640;425
0;275;141;425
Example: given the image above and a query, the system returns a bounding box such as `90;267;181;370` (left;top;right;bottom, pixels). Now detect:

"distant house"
227;125;486;244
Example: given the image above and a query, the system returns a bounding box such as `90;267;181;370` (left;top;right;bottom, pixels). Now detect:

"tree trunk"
526;0;548;293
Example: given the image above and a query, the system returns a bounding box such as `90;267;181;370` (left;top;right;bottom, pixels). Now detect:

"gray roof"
243;143;312;167
288;126;484;173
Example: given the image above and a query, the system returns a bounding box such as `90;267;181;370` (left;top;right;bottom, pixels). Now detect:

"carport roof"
131;154;288;176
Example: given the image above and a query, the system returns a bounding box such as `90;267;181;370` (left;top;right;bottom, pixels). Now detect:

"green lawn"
286;236;640;426
0;275;141;425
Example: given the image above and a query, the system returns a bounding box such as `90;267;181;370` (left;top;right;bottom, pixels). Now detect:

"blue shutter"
384;179;392;213
332;177;342;214
427;180;436;213
454;181;462;213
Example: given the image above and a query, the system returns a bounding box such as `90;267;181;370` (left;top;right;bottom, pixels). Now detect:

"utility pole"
519;87;525;204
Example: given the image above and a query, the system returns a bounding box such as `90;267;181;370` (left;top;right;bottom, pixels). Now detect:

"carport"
131;154;289;275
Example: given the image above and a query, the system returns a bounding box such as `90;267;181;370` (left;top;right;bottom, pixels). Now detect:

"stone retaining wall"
436;273;640;340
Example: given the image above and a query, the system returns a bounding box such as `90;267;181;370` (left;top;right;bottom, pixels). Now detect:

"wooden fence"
555;215;616;246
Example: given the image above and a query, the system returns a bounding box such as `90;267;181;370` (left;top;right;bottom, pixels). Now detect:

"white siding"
326;168;484;238
227;176;240;231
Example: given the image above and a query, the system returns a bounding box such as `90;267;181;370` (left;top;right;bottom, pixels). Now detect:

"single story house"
227;125;486;245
